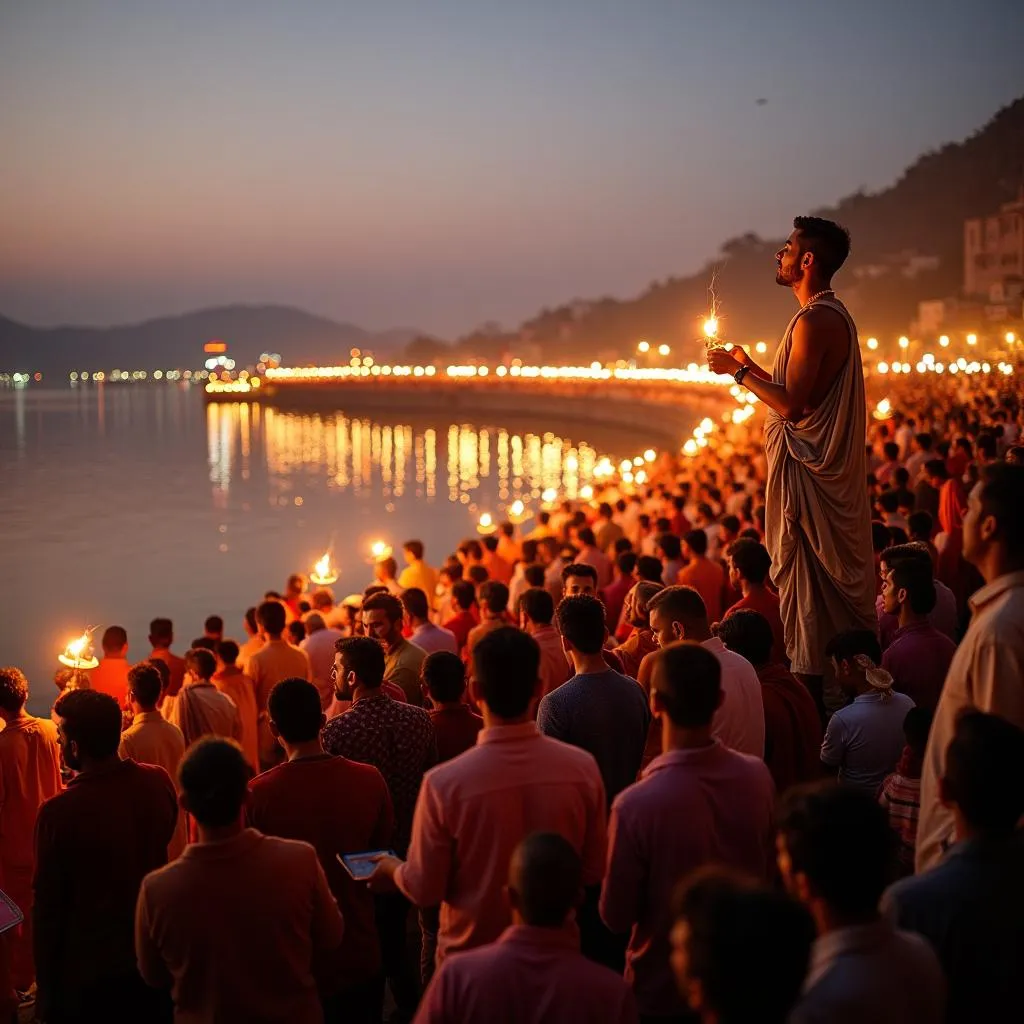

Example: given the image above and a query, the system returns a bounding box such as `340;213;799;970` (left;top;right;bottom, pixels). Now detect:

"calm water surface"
1;386;674;713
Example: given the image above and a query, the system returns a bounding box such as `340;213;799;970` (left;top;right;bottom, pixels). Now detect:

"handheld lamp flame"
59;630;99;670
872;398;893;421
310;552;338;586
368;540;393;563
507;499;530;524
476;513;496;535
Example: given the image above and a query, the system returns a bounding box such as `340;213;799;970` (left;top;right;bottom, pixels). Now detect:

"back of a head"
404;539;425;561
521;538;540;564
185;647;217;681
0;667;28;715
379;556;398;578
451;579;477;612
902;706;933;758
523;563;546;588
422;651;466;704
650;642;721;729
458;538;483;562
672;866;815;1024
482;535;500;554
190;636;217;653
924;458;949;481
636;555;664;583
824;628;882;667
660;532;685;561
878;490;900;514
714;609;774;668
304;612;326;634
793;215;851;279
311;589;334;611
777;782;893;919
400;587;430;622
617;551;638;577
101;625;128;655
520;587;554;626
890;560;937;615
907;510;933;539
335;635;385;688
727;538;771;585
649;585;709;631
944;710;1024;835
467;565;490;587
268;677;323;744
556;595;607;655
510;832;582;928
204;615;224;636
577;526;597;548
148;657;171;693
53;688;123;760
871;521;892;553
149;617;173;646
881;541;932;572
244;606;259;634
479;580;510;615
473;627;540;719
257;600;286;636
978;462;1024;559
127;662;164;709
179;737;252;828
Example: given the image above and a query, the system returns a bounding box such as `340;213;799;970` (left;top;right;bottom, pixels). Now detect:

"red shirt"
150;648;187;698
33;760;178;1001
600;575;633;631
429;706;484;763
725;586;788;665
442;611;476;654
248;754;394;986
756;663;823;793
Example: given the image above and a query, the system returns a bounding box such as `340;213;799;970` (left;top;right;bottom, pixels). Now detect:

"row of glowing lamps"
866;331;1017;352
874;356;1015;376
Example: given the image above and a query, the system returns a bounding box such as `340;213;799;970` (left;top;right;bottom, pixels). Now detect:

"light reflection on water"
2;387;667;712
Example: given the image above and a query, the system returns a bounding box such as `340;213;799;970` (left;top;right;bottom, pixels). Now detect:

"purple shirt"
877;581;958;650
599;742;776;1017
881;622;957;711
411;622;459;656
413;925;637;1024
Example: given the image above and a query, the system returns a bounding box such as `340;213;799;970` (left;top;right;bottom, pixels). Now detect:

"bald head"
508;832;582;928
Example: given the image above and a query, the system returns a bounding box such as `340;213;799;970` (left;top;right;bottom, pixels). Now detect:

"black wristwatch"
734;364;750;386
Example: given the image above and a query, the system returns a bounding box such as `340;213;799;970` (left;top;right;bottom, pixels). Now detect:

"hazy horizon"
2;1;1022;336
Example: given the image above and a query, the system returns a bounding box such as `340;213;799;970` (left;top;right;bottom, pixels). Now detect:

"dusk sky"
2;1;1022;337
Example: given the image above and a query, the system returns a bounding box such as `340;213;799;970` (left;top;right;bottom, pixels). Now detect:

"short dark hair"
977;433;997;459
422;651;466;704
649;642;721;728
636;555;664;583
457;539;483;561
648;585;708;628
478;580;510;615
257;600;286;636
878;490;900;514
915;432;933;451
185;647;217;680
924;458;949;481
467;565;490;586
793;216;851;278
880;541;932;571
902;706;933;757
216;639;240;665
53;689;123;760
556;595;607;655
512;832;582;928
907;510;933;539
672;866;815;1024
473;627;540;719
268;678;323;744
523;563;546;587
562;562;598;584
191;636;218;652
777;782;893;917
824;629;881;666
377;556;398;578
576;526;597;548
440;560;464;582
977;463;1024;558
244;607;258;633
519;587;555;626
101;626;128;654
400;587;430;621
714;609;774;667
127;662;163;708
943;710;1024;834
890;560;937;615
335;636;385;688
451;579;477;612
616;551;638;576
149;618;173;645
179;737;252;827
287;621;307;645
521;539;540;564
148;657;171;693
871;521;892;552
481;535;499;554
403;539;425;560
0;667;29;714
660;533;685;561
204;615;224;635
727;539;772;585
363;591;404;624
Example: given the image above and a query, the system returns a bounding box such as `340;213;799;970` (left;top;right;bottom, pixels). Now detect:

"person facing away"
611;581;663;680
421;651;483;764
641;585;765;759
677;529;727;622
537;595;650;806
708;218;876;700
367;627;607;966
669;866;815;1024
601;551;637;632
414;833;638;1024
573;526;612;588
442;579;478;655
34;689;178;1024
248;599;313;768
601;643;776;1021
879;557;956;710
249;678;394;1023
713;610;822;793
298;612;345;710
722;538;787;664
89;625;131;707
820;630;914;796
148;617;186;698
211;640;260;771
136;737;344;1024
0;667;62;1000
236;606;265;673
399;539;439;602
363;591;428;705
464;580;511;662
166;648;242;750
877;706;932;876
119;662;188;860
917;463;1024;871
402;587;458;655
883;711;1024;1024
517;587;573;698
777;782;945;1024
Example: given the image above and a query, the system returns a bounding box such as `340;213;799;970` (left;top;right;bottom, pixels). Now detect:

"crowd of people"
2;362;1024;1024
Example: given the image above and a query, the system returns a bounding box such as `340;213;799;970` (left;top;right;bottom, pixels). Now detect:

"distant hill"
0;305;418;375
434;95;1024;360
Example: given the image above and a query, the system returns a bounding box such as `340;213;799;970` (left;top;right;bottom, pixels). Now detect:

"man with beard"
708;217;875;714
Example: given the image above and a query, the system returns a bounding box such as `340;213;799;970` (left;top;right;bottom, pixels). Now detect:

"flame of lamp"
476;513;497;535
368;541;393;564
310;553;338;586
58;631;99;670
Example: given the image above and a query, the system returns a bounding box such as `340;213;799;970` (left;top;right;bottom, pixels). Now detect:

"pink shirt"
413;925;637;1024
601;742;776;1017
703;636;765;758
574;546;613;588
394;722;607;963
531;625;572;698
